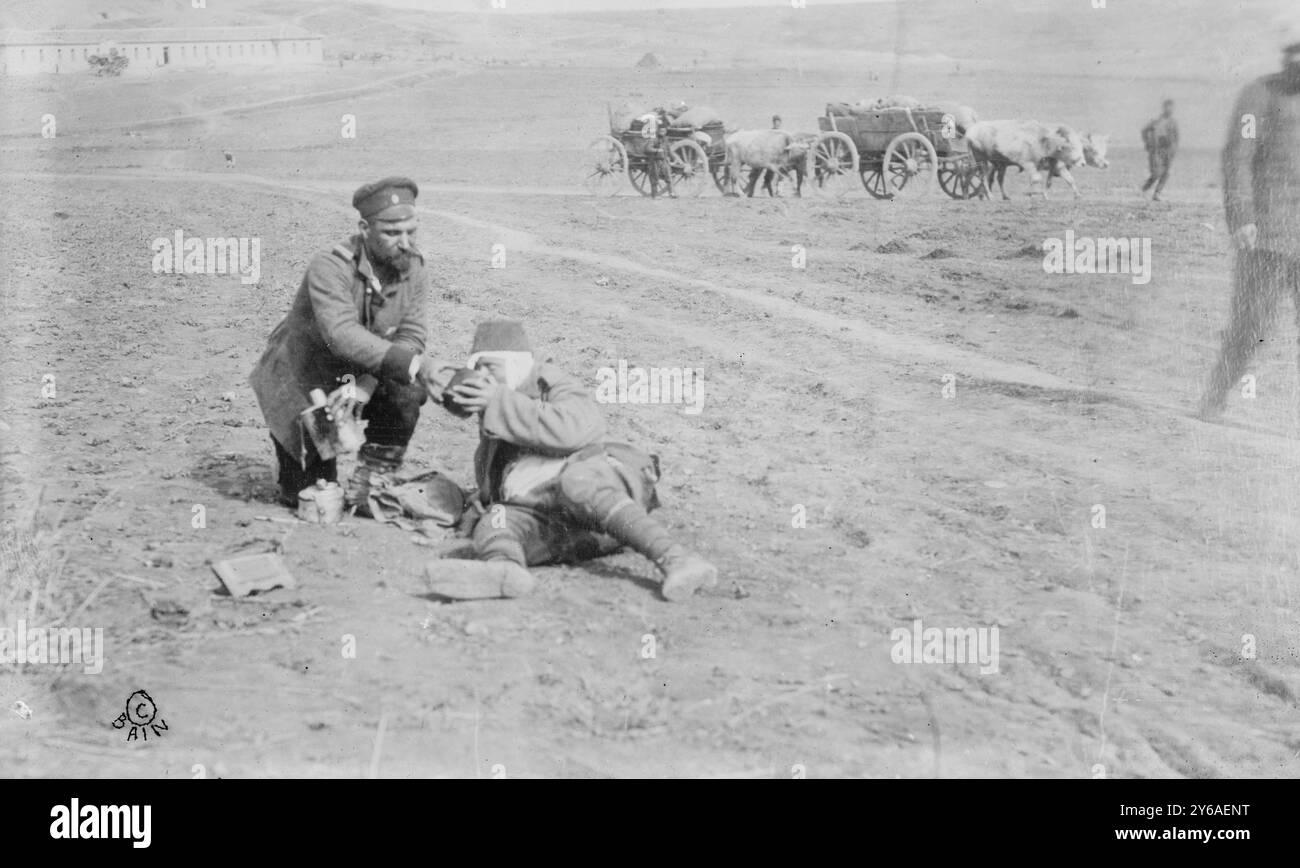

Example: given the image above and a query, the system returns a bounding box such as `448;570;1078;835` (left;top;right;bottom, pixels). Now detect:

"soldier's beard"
382;251;412;273
367;244;412;277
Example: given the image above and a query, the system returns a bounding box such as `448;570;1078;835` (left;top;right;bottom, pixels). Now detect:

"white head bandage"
466;351;535;391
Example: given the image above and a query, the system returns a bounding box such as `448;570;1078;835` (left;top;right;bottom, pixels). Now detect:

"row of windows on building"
19;41;315;63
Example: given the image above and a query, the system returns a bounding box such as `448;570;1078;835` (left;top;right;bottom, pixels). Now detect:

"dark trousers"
472;451;659;567
1142;148;1173;195
273;378;426;503
1202;249;1300;414
648;145;674;198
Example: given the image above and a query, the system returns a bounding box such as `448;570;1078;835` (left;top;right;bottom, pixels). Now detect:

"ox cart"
811;105;983;199
585;111;728;197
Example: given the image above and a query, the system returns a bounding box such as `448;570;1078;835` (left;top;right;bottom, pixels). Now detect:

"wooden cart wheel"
709;155;730;194
937;155;984;200
860;161;891;199
811;131;859;198
627;153;652;197
882;132;939;197
669;139;710;197
583;136;628;196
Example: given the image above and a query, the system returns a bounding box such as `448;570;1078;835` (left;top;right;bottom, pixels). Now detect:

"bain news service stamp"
111;689;169;742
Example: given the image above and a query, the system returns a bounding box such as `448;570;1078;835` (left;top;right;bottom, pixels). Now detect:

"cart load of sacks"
826;95;978;136
611;101;732;138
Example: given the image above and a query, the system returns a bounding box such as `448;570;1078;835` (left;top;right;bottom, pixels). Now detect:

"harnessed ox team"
965;120;1109;199
722;129;815;197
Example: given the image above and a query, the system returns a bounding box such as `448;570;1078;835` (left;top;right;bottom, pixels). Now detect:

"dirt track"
3;61;1300;778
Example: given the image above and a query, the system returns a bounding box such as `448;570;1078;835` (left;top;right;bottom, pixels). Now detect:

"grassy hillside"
3;0;1290;82
2;0;1291;146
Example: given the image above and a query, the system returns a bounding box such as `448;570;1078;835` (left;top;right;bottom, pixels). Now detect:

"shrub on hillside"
87;49;129;77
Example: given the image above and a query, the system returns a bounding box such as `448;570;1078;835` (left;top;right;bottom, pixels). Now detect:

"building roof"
0;26;321;46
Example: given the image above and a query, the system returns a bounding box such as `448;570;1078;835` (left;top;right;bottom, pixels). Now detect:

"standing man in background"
1140;99;1178;201
1197;19;1300;420
640;108;676;199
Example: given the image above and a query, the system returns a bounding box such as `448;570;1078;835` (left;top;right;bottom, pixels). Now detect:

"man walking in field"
249;177;456;508
1140;99;1178;201
1197;19;1300;419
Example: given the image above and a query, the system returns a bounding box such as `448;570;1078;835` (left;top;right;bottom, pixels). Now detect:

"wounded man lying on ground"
424;319;718;603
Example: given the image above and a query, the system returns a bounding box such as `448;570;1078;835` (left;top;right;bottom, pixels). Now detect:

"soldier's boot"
593;491;717;602
345;442;405;517
422;559;536;600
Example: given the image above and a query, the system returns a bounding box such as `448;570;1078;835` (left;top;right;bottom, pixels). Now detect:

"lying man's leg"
422;504;545;599
558;453;717;602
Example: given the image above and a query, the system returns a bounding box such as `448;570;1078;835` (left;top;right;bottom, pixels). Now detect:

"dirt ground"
2;59;1299;779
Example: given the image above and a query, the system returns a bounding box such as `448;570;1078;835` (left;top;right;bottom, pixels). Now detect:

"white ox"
1038;127;1109;196
988;126;1110;198
965;120;1084;200
723;129;813;197
764;132;820;197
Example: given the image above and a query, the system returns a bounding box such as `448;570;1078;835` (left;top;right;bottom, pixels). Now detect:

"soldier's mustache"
377;249;412;269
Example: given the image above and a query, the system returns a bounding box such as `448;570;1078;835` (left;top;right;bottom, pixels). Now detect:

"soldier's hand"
451;372;501;414
325;375;374;421
1232;223;1258;251
418;357;459;399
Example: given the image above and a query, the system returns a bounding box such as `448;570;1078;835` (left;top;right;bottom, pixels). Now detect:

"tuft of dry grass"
0;485;71;632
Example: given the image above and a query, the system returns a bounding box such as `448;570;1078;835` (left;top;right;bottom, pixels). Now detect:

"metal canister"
298;479;344;524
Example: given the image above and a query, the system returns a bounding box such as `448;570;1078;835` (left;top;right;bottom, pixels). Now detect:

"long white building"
0;26;324;75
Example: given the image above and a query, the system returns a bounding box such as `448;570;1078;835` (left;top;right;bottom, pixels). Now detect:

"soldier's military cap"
352;176;419;222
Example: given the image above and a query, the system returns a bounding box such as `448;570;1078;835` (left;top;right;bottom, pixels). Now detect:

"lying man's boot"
656;545;718;602
582;488;718;602
422;558;536;600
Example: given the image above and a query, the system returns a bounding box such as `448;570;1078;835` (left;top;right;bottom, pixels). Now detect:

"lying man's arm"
473;365;607;456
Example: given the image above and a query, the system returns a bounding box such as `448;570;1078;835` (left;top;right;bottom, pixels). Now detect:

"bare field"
2;56;1299;779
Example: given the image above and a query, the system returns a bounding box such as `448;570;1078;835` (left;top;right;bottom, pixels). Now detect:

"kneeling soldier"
250;176;454;510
